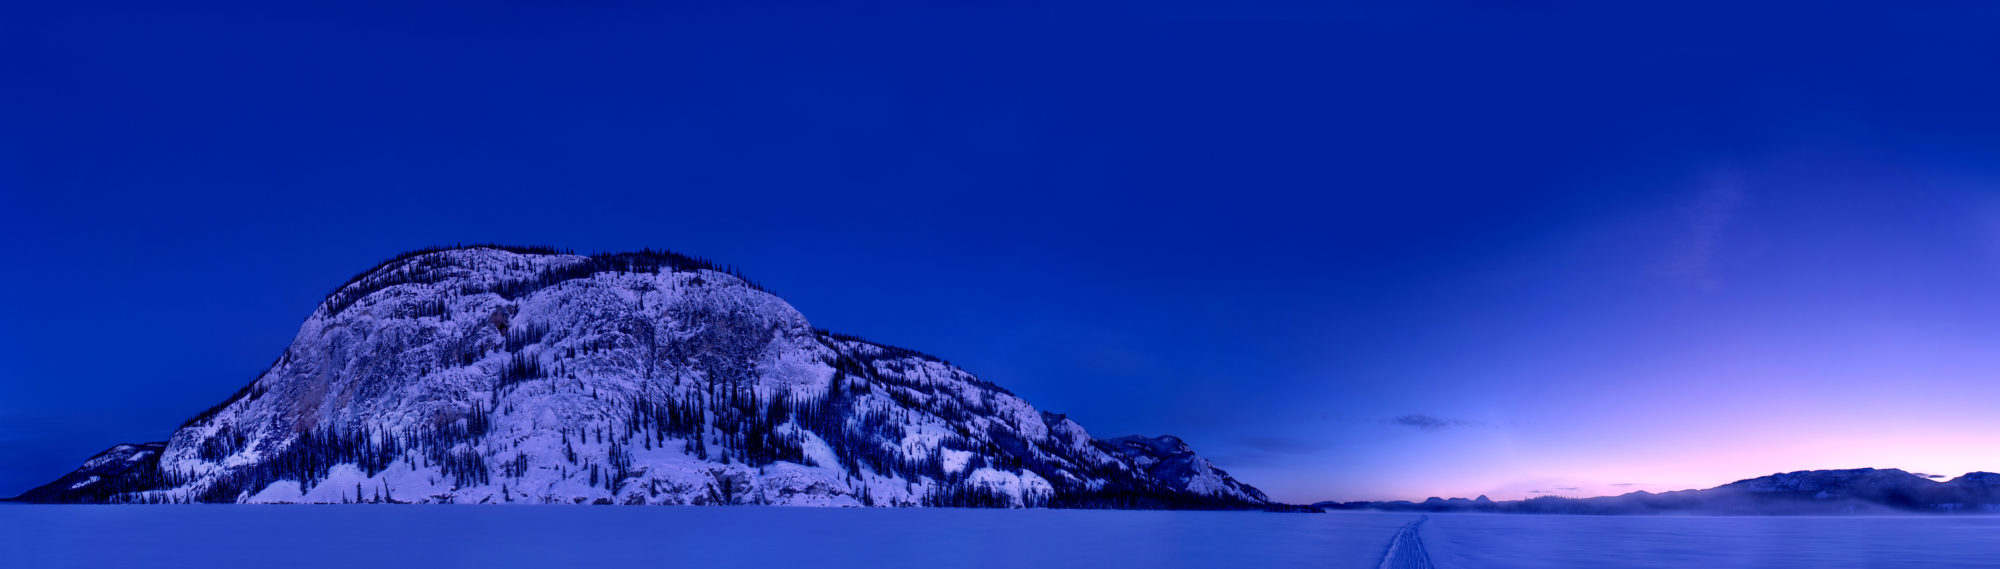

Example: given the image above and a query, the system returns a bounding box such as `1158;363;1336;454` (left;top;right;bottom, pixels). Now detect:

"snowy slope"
16;246;1268;508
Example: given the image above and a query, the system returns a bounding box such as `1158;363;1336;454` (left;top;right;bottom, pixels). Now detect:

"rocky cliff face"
16;246;1267;508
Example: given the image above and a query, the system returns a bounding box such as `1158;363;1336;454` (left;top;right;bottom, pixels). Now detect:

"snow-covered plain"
6;506;2000;569
1421;513;2000;568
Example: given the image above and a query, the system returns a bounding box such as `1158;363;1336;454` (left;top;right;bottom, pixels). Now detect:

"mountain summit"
16;245;1268;507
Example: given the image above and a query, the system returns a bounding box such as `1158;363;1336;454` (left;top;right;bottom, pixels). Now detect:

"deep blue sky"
7;1;2000;502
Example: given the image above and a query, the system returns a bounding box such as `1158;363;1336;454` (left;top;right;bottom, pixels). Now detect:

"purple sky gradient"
1235;157;2000;501
7;1;2000;503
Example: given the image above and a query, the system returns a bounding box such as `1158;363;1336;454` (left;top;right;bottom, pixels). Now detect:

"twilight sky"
6;1;2000;503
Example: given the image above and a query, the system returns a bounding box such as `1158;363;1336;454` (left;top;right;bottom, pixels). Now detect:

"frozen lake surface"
5;505;2000;568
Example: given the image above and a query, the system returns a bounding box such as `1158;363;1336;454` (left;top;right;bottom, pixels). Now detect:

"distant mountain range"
1319;468;2000;515
13;245;1267;508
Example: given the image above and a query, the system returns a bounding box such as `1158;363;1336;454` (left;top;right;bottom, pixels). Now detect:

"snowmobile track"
1377;515;1435;569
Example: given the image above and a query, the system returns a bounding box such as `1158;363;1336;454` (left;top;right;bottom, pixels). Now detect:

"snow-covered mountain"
14;246;1268;508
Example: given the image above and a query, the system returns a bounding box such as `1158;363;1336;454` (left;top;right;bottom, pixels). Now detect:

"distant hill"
1318;468;2000;515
